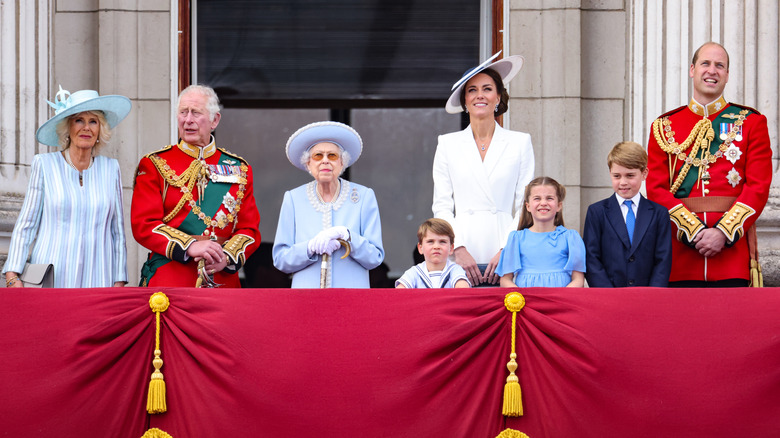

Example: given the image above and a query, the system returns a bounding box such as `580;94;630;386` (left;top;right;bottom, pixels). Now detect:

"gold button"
704;189;710;194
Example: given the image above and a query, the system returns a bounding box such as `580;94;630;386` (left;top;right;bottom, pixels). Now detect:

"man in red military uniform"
132;85;260;287
646;42;772;287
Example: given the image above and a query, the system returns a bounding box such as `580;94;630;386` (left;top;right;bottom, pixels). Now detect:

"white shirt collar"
615;192;641;208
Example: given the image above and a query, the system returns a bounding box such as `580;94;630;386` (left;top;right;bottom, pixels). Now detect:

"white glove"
324;225;350;241
308;232;329;255
308;227;350;256
322;239;342;255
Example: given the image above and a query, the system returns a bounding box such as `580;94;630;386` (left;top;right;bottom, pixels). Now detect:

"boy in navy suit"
583;141;672;287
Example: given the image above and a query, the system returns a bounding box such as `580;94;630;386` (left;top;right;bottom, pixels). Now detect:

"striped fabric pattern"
4;152;127;287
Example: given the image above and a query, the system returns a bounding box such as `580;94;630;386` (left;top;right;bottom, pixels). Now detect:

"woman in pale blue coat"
3;88;130;288
272;121;384;288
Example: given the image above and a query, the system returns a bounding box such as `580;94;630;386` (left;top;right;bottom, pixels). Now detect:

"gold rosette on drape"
141;427;173;438
496;428;530;438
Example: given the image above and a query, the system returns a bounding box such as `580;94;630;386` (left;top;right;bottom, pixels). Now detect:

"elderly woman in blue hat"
432;52;535;287
3;87;131;288
272;121;384;288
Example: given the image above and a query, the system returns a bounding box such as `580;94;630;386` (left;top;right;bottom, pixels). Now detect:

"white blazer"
432;122;534;264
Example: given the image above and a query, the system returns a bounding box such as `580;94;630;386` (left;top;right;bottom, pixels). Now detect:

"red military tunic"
131;139;261;287
646;96;772;283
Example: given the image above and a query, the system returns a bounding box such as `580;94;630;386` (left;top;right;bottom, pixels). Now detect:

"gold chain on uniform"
148;154;247;229
652;109;748;195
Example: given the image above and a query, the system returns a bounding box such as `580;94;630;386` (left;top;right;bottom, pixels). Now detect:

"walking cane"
319;238;351;288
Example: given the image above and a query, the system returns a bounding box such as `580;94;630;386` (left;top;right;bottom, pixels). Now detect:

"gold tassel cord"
147;292;170;414
503;292;526;417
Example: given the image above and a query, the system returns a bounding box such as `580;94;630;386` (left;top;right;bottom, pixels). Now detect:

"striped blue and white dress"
3;152;127;287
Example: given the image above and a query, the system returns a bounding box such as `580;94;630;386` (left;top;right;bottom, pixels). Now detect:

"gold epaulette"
715;202;755;242
669;204;705;242
729;103;760;116
656;105;687;120
143;144;174;159
223;233;256;266
218;148;249;166
153;224;196;259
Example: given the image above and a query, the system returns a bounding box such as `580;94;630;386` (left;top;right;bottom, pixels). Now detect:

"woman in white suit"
432;52;534;286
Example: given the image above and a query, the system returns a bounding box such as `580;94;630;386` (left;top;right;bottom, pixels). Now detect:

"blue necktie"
624;200;635;244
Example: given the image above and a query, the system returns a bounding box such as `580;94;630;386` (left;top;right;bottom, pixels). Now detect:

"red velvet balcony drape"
1;287;778;437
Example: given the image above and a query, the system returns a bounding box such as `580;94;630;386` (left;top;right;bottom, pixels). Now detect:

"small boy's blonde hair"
607;141;648;171
417;218;455;245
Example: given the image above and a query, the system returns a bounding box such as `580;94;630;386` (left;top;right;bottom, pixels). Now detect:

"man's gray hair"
178;84;221;121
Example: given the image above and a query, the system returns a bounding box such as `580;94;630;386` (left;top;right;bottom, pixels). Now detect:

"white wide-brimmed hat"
35;86;132;147
285;121;363;171
445;51;525;114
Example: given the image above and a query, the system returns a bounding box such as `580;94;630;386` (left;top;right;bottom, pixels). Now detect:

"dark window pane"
197;0;480;105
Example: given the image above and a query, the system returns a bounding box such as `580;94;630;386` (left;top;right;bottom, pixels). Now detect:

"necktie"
624;199;635;244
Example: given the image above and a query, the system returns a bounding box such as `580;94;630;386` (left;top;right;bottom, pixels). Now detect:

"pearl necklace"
316;180;341;204
63;151;93;186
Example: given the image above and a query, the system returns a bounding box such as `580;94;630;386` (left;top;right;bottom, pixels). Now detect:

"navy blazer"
583;195;672;287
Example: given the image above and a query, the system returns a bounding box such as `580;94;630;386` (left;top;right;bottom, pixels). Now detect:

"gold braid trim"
496;429;531;438
652;110;749;195
669;204;705;242
223;233;256;265
153;224;196;259
652;117;713;194
148;154;248;231
715;202;755;242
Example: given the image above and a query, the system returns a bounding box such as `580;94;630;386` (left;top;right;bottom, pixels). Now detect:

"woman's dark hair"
458;67;510;116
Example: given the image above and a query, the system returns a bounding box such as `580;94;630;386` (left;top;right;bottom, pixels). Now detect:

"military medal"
719;123;730;141
208;164;244;184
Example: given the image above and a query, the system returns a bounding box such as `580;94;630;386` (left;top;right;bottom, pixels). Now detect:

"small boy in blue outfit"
396;218;470;288
583;141;672;287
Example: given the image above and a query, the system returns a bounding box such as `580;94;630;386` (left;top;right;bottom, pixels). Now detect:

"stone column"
0;0;50;267
507;1;584;229
96;1;173;285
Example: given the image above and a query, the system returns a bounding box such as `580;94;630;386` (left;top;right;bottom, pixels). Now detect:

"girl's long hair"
517;176;566;230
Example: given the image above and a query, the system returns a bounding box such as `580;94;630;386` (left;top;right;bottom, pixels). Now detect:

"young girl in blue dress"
497;176;586;287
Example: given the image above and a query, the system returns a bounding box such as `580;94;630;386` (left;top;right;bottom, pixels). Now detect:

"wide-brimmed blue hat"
285;121;363;171
445;51;525;114
35;86;132;147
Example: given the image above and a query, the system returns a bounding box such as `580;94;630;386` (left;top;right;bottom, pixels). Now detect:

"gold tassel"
503;292;526;417
749;259;763;288
147;292;170;414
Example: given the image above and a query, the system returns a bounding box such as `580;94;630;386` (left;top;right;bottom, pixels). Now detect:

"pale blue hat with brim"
285;121;363;172
35;86;132;147
445;51;525;114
